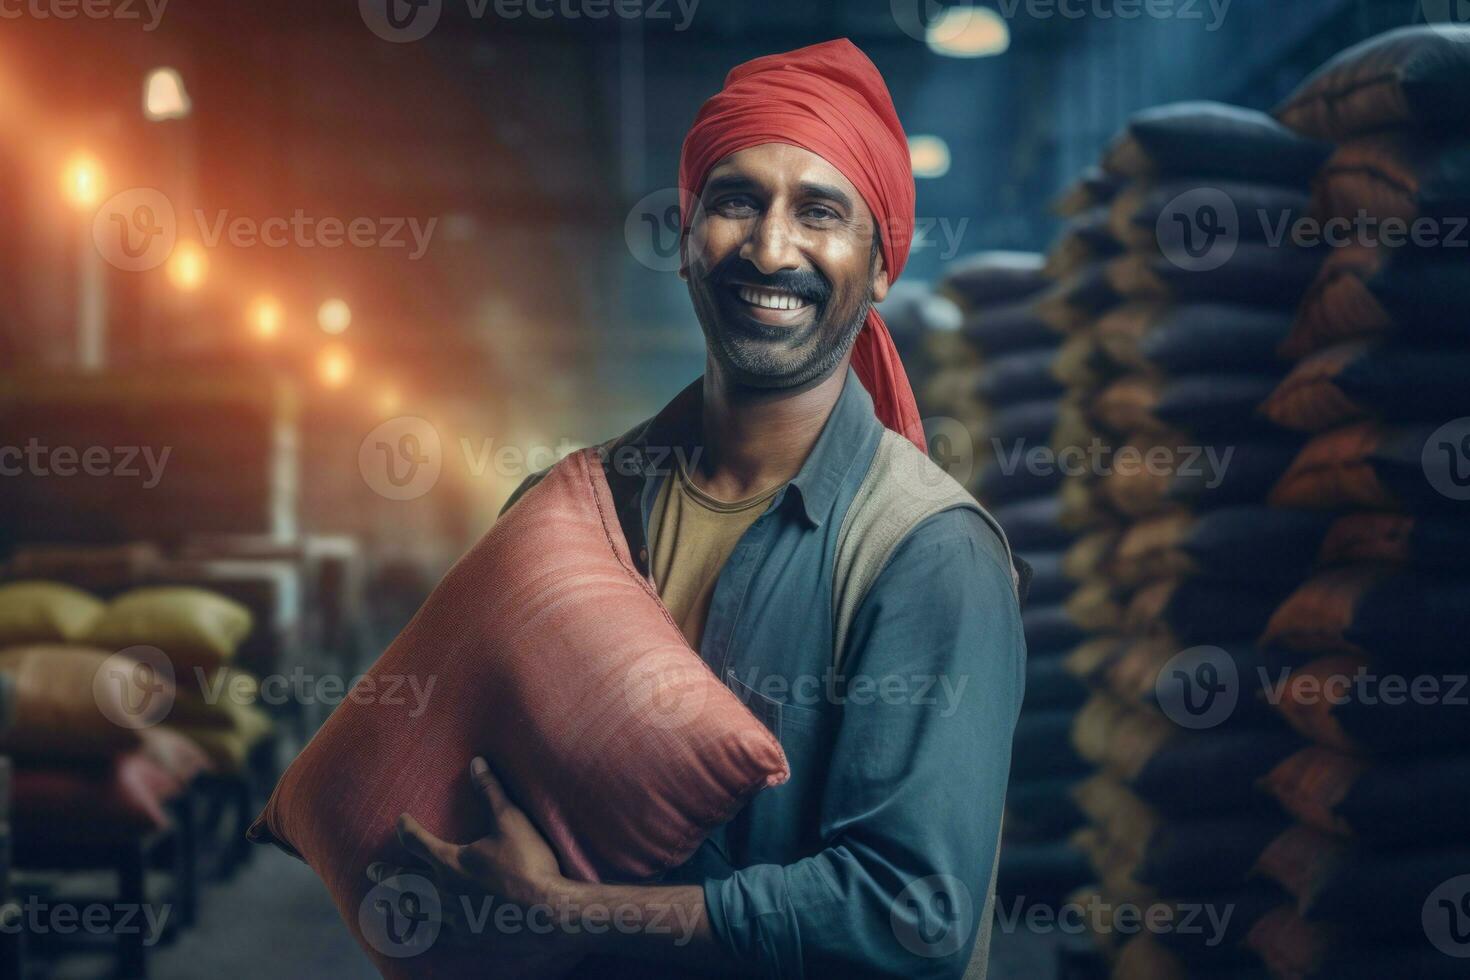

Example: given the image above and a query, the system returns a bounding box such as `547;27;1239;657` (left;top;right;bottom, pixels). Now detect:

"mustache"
707;256;830;304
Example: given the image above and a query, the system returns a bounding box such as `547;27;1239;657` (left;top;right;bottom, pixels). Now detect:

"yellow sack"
83;587;252;671
177;703;273;773
0;581;104;647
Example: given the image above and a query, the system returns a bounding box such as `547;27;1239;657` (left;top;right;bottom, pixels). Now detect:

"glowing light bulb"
908;135;952;179
318;345;354;388
166;242;207;291
144;68;191;121
927;7;1010;58
248;295;283;340
318;298;352;334
60;153;105;210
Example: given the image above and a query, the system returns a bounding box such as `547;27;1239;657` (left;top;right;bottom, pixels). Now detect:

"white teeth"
738;286;809;311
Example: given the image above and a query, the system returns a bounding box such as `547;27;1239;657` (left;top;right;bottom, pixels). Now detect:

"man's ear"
678;228;691;281
870;261;891;304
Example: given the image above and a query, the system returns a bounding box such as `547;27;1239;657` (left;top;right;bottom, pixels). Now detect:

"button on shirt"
500;365;1026;979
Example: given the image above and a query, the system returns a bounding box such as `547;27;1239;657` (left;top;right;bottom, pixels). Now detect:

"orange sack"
248;447;789;978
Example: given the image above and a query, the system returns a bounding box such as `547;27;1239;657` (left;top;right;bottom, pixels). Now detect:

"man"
384;38;1026;979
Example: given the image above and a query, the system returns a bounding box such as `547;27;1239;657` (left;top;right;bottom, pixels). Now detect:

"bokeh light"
317;298;352;334
165;242;208;291
59;152;105;210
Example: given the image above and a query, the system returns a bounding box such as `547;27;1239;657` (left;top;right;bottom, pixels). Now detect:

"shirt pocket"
724;669;827;761
725;668;785;741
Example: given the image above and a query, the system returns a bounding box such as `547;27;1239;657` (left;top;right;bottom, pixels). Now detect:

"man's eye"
802;205;839;222
714;196;758;216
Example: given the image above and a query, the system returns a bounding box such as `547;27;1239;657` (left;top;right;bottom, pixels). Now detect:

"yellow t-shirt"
647;459;784;650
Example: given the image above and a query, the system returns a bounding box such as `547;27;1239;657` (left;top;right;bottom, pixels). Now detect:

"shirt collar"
636;364;883;530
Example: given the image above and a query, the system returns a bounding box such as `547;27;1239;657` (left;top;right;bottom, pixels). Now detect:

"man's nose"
738;211;803;276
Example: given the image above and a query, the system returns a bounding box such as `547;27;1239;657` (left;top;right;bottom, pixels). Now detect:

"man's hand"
367;757;581;953
371;755;719;968
395;756;566;910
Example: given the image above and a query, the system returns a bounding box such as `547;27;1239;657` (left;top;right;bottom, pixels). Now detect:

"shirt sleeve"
700;507;1027;979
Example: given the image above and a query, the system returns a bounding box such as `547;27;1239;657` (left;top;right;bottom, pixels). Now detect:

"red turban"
678;38;927;453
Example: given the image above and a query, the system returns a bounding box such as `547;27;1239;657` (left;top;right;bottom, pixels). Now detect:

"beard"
688;251;872;391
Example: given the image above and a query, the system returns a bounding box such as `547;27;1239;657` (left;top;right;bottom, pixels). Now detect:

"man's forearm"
549;879;745;974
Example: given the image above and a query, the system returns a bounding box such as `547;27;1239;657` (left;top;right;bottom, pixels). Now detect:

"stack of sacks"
1199;26;1470;979
79;586;275;775
873;279;963;391
0;583;273;827
925;251;1054;463
0;582;204;846
928;252;1096;904
1034;102;1355;978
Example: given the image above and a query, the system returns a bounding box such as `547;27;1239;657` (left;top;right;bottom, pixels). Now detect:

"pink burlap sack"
248;448;788;977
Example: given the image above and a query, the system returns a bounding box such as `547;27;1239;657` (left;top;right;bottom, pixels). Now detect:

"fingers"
365;861;410;885
396;813;459;873
470;756;511;816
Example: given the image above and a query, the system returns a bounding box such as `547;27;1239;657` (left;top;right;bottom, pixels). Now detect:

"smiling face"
681;143;891;390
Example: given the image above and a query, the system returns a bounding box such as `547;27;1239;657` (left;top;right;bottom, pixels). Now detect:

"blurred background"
0;0;1466;977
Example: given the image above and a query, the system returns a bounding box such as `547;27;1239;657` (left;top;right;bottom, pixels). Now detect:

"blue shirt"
504;365;1026;979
